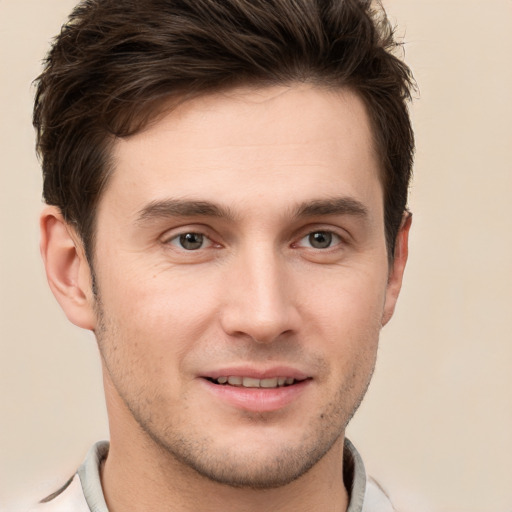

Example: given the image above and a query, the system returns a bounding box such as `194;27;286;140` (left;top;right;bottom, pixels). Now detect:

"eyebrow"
293;197;368;219
136;199;236;224
135;196;368;224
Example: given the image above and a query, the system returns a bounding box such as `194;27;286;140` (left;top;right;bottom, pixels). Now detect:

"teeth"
243;377;261;388
227;376;243;386
214;376;298;388
260;378;278;388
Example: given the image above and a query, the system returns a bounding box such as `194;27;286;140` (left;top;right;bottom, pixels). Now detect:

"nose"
219;245;300;344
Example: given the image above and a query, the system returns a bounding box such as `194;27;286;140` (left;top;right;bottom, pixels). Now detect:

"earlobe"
40;206;96;330
381;212;412;326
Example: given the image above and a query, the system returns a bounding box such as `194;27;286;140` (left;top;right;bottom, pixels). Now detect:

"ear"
381;212;412;326
40;206;96;330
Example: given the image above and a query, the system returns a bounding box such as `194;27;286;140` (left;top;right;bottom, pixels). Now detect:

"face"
90;85;404;488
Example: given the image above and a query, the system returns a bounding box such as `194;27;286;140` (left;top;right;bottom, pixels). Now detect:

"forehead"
105;85;381;220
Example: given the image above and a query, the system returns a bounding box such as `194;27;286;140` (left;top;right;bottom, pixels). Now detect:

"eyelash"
167;231;217;251
165;228;344;252
295;231;343;250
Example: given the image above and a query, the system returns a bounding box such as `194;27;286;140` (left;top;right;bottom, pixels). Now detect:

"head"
35;0;415;494
34;0;414;268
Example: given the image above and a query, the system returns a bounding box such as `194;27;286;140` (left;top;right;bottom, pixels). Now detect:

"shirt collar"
77;438;370;512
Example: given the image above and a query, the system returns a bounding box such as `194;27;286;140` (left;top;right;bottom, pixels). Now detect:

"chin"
170;442;333;489
148;419;344;490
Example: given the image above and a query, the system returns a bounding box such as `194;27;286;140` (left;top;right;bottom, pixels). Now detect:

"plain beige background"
1;1;511;511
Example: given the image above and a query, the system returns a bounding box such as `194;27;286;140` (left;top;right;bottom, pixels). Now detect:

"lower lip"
200;379;311;413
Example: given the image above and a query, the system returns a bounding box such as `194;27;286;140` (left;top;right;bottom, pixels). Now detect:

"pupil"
309;231;332;249
180;233;203;250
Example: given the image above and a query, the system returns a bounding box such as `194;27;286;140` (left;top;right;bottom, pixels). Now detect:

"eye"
298;231;342;249
168;232;212;251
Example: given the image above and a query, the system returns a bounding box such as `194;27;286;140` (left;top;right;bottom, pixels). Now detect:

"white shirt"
29;439;394;512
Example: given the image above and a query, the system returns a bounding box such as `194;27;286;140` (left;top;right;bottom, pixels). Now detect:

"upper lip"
201;366;310;380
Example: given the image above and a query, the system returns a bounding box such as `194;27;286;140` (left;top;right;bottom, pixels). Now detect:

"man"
32;0;415;510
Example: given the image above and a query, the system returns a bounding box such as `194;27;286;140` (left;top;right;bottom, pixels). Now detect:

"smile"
201;374;312;412
207;376;305;388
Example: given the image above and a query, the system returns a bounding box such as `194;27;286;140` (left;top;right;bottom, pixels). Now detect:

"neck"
101;436;348;512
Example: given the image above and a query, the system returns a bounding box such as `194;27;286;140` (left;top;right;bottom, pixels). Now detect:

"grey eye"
297;230;340;249
178;233;204;250
308;231;333;249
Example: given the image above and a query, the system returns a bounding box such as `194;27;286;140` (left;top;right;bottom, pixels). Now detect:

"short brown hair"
33;0;415;263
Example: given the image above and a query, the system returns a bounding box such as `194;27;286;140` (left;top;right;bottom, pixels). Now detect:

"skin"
41;84;410;512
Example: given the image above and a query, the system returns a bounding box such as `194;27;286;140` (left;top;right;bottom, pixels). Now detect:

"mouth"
200;371;312;412
205;376;307;388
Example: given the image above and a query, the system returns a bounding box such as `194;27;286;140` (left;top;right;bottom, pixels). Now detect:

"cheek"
299;266;387;369
95;261;223;366
99;252;217;316
302;265;388;327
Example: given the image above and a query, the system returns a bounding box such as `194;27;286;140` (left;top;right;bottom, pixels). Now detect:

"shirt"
29;439;394;512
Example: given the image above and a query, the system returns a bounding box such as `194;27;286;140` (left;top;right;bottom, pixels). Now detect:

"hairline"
80;81;397;273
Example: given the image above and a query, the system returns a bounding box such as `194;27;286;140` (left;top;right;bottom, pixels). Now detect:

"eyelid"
296;231;342;249
160;224;221;247
291;225;349;248
168;233;214;250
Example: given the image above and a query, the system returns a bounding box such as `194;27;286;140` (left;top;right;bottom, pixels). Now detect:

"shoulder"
362;477;395;512
27;474;89;512
344;438;395;512
27;441;110;512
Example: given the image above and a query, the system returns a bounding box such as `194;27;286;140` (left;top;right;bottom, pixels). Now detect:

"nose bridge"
221;240;297;343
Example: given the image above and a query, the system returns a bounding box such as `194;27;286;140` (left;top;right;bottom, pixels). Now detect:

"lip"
199;366;312;413
203;366;310;381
